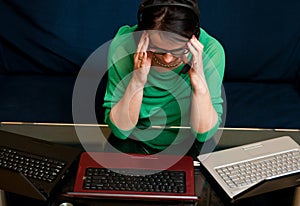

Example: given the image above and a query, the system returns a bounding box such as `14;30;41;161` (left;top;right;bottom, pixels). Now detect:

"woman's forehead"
148;30;188;49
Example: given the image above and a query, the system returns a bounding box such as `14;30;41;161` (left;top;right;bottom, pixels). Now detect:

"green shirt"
103;25;225;150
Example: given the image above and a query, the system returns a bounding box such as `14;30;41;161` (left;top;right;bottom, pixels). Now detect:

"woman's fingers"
135;32;151;70
135;32;149;66
187;35;204;71
191;35;203;53
137;52;146;68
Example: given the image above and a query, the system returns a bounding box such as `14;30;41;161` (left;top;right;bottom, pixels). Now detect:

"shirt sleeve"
103;25;138;139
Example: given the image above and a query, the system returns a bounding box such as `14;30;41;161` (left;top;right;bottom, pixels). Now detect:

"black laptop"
0;130;82;201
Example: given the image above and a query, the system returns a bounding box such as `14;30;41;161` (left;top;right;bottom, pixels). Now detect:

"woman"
103;0;225;158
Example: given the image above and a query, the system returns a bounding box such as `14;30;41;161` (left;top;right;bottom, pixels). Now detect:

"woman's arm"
188;35;219;133
110;32;152;131
110;78;144;131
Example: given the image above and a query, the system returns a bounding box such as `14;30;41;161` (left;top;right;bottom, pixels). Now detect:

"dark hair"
137;0;200;39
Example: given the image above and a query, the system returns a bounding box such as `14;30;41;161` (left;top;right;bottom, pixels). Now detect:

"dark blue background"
0;0;299;129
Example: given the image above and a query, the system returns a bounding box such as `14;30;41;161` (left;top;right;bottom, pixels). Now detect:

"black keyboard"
83;168;186;193
0;146;66;183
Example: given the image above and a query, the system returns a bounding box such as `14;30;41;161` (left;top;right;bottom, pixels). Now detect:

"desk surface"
1;122;299;148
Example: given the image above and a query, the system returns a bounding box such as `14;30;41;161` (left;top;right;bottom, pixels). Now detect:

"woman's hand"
187;35;208;94
132;32;153;86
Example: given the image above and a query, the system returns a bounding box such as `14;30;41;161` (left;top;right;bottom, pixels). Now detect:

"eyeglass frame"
148;45;190;57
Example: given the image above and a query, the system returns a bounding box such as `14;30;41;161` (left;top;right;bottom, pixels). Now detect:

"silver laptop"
197;136;300;203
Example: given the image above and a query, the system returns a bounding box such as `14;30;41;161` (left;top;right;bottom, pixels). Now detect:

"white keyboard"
215;149;300;188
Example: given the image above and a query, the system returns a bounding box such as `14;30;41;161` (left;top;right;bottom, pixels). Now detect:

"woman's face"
148;31;190;66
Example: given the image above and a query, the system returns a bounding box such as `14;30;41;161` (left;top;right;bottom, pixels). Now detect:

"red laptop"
66;152;199;202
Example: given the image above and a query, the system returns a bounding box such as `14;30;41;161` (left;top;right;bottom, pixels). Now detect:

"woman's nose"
162;53;175;63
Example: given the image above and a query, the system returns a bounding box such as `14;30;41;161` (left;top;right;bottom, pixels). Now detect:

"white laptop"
198;136;300;203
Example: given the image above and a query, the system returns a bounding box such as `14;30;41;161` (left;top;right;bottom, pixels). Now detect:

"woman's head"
137;0;200;39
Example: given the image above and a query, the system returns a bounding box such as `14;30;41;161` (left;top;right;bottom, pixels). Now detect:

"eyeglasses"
148;45;189;57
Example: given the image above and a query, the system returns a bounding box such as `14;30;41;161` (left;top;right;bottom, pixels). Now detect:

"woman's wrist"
193;86;208;95
131;72;147;90
130;76;146;91
190;73;208;95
